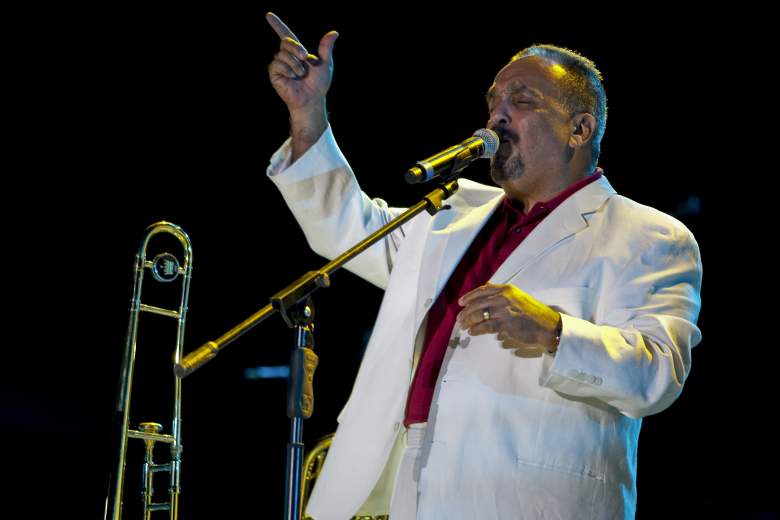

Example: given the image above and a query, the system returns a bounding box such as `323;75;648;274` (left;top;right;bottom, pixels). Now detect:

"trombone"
105;221;193;520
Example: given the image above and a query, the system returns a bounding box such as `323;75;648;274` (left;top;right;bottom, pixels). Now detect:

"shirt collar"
501;168;604;219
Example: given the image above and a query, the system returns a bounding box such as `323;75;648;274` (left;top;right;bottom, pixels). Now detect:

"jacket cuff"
266;124;344;186
538;313;608;394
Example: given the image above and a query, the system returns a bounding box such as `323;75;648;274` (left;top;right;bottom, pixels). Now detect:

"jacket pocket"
515;457;605;481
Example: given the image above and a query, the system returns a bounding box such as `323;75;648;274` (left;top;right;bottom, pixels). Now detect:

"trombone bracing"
105;222;193;520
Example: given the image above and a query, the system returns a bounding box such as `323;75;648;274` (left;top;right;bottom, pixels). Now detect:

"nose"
487;102;510;133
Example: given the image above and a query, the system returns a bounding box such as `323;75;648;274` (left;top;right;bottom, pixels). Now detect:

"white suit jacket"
267;126;702;520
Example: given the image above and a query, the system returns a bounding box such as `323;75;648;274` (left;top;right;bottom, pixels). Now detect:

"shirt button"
394;422;401;432
424;298;433;308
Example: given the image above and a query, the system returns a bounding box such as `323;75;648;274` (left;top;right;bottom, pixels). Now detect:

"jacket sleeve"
539;222;703;419
266;125;409;290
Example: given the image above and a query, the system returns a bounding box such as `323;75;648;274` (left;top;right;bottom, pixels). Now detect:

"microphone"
405;128;499;184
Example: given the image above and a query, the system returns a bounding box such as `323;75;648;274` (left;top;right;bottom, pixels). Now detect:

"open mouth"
495;129;516;145
490;127;515;156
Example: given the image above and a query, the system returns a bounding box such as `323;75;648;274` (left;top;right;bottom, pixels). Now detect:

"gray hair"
513;44;607;167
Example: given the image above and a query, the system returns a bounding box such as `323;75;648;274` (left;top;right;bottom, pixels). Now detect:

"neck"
501;164;594;210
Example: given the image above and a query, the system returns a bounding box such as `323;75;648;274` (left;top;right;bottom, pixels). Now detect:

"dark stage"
5;3;771;519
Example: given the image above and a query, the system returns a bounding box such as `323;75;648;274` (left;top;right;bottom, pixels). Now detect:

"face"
486;56;576;187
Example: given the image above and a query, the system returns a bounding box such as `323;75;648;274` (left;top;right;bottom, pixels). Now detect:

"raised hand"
266;12;338;113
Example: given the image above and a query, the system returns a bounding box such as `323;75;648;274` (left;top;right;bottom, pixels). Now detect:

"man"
265;12;702;520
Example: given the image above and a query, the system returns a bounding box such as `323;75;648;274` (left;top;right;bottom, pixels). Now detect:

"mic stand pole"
282;298;317;520
175;178;461;520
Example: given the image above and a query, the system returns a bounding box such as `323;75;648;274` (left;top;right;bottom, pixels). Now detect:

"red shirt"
404;169;604;426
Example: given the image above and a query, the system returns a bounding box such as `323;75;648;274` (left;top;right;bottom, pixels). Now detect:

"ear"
568;113;597;149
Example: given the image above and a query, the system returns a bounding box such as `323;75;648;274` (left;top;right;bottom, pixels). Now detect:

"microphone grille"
473;128;499;158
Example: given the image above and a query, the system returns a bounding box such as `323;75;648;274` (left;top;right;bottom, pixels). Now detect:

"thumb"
318;31;339;64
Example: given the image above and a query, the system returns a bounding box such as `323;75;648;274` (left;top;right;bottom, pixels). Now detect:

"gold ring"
482;310;491;321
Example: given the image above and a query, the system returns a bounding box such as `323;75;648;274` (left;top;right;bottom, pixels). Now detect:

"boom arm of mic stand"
174;178;460;378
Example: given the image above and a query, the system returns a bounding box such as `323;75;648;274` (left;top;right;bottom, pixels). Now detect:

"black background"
5;2;772;519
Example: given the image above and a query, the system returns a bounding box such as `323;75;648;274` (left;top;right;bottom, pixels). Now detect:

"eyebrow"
485;81;544;104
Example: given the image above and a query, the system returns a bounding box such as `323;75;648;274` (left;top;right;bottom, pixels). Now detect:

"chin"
490;157;524;184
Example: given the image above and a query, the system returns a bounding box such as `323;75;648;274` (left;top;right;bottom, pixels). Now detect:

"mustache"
489;126;518;143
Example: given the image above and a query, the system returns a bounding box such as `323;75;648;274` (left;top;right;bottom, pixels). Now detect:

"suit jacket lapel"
413;192;504;334
411;175;616;338
492;175;617;283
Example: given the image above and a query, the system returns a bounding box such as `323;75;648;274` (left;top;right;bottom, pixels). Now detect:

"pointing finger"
266;12;301;43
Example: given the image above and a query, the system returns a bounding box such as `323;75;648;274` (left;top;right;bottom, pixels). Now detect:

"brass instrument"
301;433;333;517
105;222;193;520
302;433;388;520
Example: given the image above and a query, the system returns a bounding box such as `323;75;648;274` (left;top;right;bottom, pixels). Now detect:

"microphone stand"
175;177;460;520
